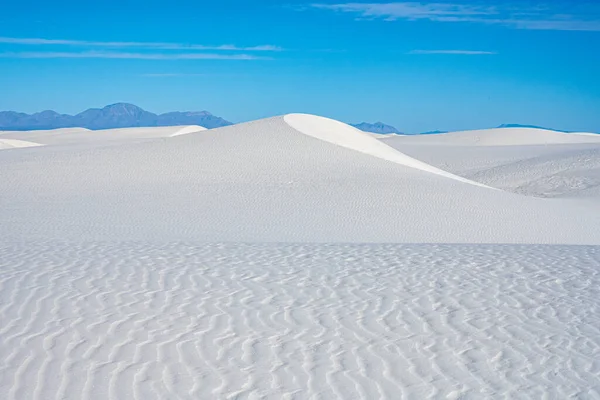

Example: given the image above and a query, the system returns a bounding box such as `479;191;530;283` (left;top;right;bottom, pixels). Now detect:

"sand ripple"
0;243;599;399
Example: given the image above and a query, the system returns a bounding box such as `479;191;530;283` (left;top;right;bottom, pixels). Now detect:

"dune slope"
0;125;206;147
0;138;43;150
0;115;599;244
385;128;600;199
389;127;600;146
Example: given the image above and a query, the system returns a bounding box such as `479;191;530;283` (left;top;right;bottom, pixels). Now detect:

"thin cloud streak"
409;50;497;55
142;73;207;77
312;2;494;19
310;2;600;31
0;37;283;51
0;51;269;60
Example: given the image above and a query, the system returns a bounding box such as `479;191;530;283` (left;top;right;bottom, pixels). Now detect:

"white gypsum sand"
0;138;43;150
0;125;206;147
0;116;599;399
385;127;600;146
284;114;490;188
0;243;599;399
1;115;599;244
384;127;600;199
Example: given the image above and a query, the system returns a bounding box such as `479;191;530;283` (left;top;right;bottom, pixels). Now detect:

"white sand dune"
388;127;600;146
384;128;600;198
0;138;43;150
1;114;599;244
285;114;489;188
0;125;206;147
169;125;207;137
457;146;600;198
0;127;92;135
1;114;600;399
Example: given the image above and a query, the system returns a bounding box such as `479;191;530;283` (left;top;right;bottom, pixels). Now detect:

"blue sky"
1;0;599;133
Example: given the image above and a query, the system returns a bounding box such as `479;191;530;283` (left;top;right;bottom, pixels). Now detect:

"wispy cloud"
312;2;493;21
310;2;600;31
409;50;497;55
0;37;283;51
0;51;268;60
142;73;207;77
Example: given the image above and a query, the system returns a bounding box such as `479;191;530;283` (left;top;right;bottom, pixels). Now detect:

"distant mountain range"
0;105;407;134
0;104;588;135
350;122;402;134
0;103;233;130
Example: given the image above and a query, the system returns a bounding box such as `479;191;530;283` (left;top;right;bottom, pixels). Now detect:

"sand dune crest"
0;138;43;150
284;114;490;188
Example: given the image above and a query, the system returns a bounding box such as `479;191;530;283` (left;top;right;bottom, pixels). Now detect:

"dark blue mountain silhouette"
0;103;233;130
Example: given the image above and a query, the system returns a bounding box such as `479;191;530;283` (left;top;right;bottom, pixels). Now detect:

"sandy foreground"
1;115;599;399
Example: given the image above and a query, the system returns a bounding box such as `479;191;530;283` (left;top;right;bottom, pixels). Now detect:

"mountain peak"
105;102;139;108
32;110;62;117
351;121;402;134
101;103;147;116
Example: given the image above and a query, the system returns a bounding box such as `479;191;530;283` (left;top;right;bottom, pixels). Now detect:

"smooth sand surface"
385;127;600;146
0;138;43;150
1;115;599;244
384;128;600;199
0;125;206;147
